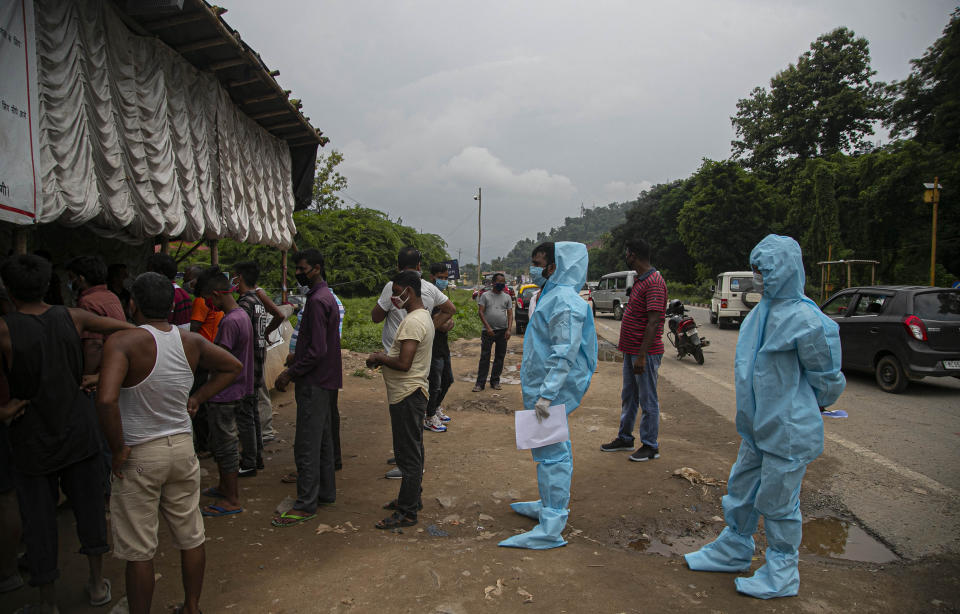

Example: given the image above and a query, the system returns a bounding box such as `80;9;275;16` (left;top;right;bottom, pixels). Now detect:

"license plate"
944;360;960;370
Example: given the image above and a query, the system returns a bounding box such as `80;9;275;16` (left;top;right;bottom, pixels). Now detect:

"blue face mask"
435;278;449;290
494;282;506;291
530;265;547;287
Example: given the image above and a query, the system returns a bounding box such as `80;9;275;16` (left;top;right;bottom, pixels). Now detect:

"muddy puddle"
800;515;897;563
625;515;897;564
597;339;623;362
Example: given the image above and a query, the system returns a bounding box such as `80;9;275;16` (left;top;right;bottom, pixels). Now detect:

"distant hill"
491;201;634;274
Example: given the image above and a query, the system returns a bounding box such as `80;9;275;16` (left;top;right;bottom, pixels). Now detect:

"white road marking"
596;319;960;498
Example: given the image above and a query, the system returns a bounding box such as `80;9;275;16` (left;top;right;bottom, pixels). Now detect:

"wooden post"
209;239;219;266
160;236;170;254
930;176;939;287
281;250;288;303
13;228;28;255
846;262;852;289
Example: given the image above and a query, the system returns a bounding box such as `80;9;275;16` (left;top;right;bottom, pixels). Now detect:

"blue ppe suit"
499;242;598;550
684;235;845;598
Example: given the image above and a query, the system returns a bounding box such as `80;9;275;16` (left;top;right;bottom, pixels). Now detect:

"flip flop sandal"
271;510;317;527
375;512;418;530
201;487;226;498
201;504;243;517
87;577;111;607
382;499;423;511
280;472;298;484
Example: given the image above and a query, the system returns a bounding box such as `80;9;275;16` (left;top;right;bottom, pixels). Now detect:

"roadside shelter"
0;0;324;275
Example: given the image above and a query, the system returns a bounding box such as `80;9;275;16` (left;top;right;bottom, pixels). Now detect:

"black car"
514;284;540;334
820;286;960;393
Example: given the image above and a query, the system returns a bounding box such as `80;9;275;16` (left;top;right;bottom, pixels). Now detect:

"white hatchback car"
710;271;762;328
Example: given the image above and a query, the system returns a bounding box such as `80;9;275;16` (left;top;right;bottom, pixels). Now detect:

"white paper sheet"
515;404;568;450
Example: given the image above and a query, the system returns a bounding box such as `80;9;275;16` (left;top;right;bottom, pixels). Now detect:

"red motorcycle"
665;299;708;365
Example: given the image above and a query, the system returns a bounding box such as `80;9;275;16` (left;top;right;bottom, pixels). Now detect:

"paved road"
594;306;960;559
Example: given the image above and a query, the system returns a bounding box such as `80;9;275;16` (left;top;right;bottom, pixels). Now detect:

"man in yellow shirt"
366;271;435;529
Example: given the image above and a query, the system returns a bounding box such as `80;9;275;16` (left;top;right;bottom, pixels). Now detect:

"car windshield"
914;291;960;321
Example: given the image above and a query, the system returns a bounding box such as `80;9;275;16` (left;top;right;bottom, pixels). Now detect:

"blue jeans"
618;353;662;448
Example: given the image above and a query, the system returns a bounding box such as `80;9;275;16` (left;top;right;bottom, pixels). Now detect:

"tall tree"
311;149;348;210
887;8;960;151
732;28;886;171
677;160;779;279
801;162;843;269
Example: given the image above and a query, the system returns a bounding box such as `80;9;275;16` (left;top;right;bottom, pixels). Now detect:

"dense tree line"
591;12;960;288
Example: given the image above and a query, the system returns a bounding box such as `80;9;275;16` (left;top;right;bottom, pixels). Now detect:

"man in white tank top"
96;273;241;614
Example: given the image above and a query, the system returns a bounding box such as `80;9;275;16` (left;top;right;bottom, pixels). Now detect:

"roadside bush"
667;280;712;304
337;287;482;353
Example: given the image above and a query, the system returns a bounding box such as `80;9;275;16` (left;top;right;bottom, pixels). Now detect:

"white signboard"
0;0;40;224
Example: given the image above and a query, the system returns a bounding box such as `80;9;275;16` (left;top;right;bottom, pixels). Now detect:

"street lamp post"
474;187;482;289
923;179;942;286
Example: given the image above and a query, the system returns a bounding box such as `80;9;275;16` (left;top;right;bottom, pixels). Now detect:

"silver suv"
593;270;636;320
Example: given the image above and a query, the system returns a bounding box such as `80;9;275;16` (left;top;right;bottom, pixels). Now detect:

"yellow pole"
930;177;939;286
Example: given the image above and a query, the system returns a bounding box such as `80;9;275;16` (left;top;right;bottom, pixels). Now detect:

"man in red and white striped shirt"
601;239;667;461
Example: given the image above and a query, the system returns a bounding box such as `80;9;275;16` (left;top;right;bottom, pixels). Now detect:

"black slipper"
375;511;417;529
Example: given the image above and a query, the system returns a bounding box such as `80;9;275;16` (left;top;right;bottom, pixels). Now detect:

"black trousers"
389;389;426;517
331;390;342;469
426;347;453;418
475;329;507;387
14;453;108;586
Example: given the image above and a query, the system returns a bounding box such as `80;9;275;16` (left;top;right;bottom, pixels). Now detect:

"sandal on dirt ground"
272;510;317;527
382;499;423;511
472;385;483;392
375;511;418;529
201;504;243;517
86;577;111;607
280;472;298;484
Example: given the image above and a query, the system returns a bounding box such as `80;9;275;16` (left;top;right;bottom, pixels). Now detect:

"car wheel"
613;302;624;321
875;355;909;393
709;310;717;324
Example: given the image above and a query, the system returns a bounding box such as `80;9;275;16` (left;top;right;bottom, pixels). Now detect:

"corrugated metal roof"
114;0;327;150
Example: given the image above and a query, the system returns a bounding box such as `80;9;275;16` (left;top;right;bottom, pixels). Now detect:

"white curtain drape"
35;0;297;248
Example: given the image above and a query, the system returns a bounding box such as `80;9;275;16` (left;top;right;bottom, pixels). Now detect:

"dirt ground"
7;337;960;613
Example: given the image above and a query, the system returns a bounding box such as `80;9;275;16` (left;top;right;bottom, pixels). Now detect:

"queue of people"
0;233;844;612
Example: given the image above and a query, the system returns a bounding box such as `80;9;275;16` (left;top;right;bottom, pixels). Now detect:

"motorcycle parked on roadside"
665;299;708;364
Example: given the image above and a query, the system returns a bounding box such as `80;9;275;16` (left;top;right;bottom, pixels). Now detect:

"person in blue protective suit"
684;234;845;599
499;241;598;550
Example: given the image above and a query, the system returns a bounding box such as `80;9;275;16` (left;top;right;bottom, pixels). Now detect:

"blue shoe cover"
684;527;754;572
510;500;542;520
734;549;799;599
498;507;568;550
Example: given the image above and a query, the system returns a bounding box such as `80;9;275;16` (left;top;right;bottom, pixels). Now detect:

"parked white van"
710;271;762;328
592;270;636;320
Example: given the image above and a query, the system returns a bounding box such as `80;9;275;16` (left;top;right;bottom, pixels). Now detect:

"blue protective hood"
734;234;845;463
544;241;588;291
749;235;805;300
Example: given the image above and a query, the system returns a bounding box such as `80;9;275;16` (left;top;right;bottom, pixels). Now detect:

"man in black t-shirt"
0;255;133;612
425;263;455;432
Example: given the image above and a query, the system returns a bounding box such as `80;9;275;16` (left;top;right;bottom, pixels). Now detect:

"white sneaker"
424;415;447;432
436;407;451;422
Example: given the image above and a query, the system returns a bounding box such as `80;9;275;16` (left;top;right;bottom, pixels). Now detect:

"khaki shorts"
110;432;204;561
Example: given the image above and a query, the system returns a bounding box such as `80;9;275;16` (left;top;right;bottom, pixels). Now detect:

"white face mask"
753;272;764;294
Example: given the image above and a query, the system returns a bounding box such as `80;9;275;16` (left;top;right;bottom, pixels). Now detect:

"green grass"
338;287;482;353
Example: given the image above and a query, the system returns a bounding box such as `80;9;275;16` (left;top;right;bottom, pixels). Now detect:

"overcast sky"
219;0;954;264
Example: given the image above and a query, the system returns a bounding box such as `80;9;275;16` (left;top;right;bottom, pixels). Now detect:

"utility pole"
474;187;482;289
923;178;942;286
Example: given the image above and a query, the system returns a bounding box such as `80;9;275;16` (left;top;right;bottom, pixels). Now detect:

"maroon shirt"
287;280;342;390
617;269;667;356
210;307;255;402
78;284;126;340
